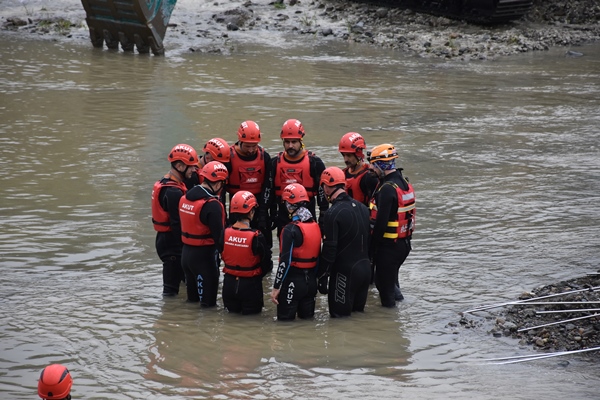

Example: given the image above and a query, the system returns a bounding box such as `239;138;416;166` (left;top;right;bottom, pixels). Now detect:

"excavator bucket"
80;0;178;55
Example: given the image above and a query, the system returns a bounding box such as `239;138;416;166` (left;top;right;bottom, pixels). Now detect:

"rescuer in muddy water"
179;161;228;307
317;166;372;317
221;190;272;314
270;183;321;321
151;144;199;297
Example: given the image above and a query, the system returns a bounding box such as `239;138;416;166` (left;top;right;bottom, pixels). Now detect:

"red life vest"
226;146;265;195
222;227;262;277
344;163;370;205
369;181;416;240
274;151;316;198
151;175;187;232
280;220;321;269
179;196;225;246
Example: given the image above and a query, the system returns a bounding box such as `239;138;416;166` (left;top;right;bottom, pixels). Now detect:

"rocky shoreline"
459;274;600;361
2;0;599;60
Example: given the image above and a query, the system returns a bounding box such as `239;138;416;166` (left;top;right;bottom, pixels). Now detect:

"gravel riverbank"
2;0;599;60
458;274;600;361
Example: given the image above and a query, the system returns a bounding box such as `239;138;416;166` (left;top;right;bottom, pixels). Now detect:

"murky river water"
1;30;599;399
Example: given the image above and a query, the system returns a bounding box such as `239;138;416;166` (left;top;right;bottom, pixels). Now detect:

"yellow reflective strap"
383;232;398;239
397;204;416;213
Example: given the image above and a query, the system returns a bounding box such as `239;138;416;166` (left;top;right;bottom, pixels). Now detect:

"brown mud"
1;0;599;59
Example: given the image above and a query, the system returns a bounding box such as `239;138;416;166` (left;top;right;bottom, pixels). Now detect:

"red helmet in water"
338;132;366;160
203;138;230;163
320;166;346;187
38;364;73;400
280;119;305;140
230;190;258;214
168;144;199;166
282;183;308;204
237;120;261;143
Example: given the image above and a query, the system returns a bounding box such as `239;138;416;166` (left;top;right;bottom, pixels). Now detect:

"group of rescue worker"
151;119;416;320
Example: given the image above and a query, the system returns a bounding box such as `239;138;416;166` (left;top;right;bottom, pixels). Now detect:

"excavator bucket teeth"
80;0;177;55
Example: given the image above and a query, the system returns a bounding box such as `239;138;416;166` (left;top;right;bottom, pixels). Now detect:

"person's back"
318;167;372;317
325;193;370;267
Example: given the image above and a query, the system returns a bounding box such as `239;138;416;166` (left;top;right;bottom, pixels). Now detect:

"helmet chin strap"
206;180;221;195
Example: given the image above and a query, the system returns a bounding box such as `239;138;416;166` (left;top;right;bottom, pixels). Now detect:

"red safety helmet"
280;119;305;140
282;183;308;204
320;166;346;187
338;132;366;160
168;144;199;166
200;161;229;182
367;143;398;163
203;138;230;163
38;364;73;400
237;120;261;143
230;190;258;214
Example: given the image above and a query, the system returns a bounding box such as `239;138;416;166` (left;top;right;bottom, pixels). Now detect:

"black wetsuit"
370;169;412;307
181;185;225;307
319;192;372;317
273;218;319;320
155;179;188;295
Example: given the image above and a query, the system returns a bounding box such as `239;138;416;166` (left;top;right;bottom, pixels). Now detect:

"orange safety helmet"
237;120;261;143
282;183;308;204
280;119;305;140
320;166;346;187
338;132;366;160
200;161;229;182
229;190;258;214
168;144;199;166
38;364;73;400
367;143;398;163
203;138;230;163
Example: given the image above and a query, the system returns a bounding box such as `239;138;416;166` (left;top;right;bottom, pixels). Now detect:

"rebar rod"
463;286;600;314
517;313;599;332
536;308;600;314
481;351;565;361
488;346;600;365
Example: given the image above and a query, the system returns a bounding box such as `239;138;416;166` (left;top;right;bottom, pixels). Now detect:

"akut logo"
348;132;361;142
175;144;194;153
181;203;194;211
241;121;259;131
212;139;226;149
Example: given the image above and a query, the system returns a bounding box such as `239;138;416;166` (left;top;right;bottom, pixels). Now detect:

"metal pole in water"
536;308;600;314
488;346;600;365
517;313;599;332
463;286;600;314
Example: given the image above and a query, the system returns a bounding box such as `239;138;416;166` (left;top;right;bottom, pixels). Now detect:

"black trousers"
328;259;371;317
374;239;411;307
181;244;220;307
276;268;317;321
222;274;264;315
161;255;185;295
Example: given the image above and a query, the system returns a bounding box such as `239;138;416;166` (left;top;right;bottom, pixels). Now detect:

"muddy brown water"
0;31;599;399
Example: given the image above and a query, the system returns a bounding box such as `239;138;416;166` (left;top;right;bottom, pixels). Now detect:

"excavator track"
80;0;178;55
350;0;533;24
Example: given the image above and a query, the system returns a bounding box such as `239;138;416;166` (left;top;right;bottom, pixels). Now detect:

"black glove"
317;274;329;295
270;216;278;231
